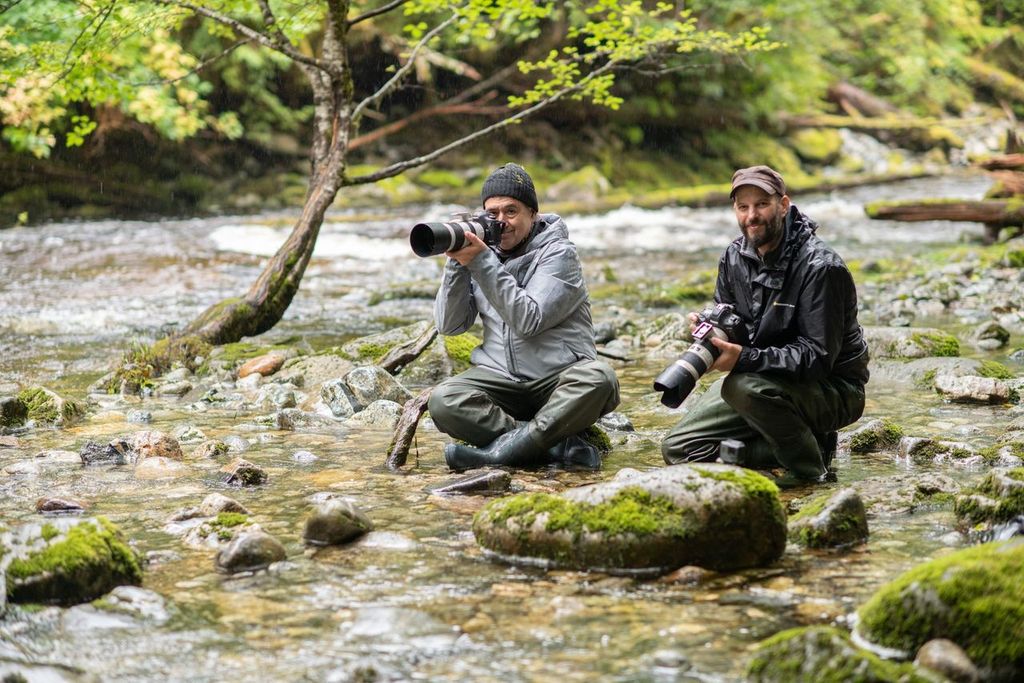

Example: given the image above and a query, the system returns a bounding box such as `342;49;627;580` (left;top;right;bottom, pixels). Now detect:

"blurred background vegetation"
2;0;1023;226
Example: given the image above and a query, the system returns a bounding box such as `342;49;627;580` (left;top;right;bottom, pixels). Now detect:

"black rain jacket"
715;204;870;385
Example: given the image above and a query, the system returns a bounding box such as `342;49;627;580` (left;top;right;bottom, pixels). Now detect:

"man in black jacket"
661;165;869;482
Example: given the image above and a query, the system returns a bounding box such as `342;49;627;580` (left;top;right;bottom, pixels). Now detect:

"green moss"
857;540;1024;670
848;419;903;453
39;524;60;542
6;517;142;604
213;512;248;528
978;360;1015;380
954;468;1024;524
1006;250;1024;268
693;466;787;529
639;270;717;308
355;341;394;362
443;333;482;369
16;387;84;425
789;493;830;523
910;331;959;357
788;128;843;163
915;368;937;390
415;168;465;189
580;424;612;453
104;334;212;393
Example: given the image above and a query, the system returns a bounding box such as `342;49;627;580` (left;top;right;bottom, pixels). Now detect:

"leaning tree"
2;0;776;381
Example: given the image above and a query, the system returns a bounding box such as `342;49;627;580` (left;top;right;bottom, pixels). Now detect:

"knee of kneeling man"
721;372;759;404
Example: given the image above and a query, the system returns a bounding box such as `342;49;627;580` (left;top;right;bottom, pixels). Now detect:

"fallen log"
385;388;433;470
964;56;1024;105
377;324;438;375
864;199;1024;243
780;114;966;152
985;170;1024;198
976;153;1024;171
827;81;900;118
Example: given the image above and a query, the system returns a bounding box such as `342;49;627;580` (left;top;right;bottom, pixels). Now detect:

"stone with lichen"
788;488;869;549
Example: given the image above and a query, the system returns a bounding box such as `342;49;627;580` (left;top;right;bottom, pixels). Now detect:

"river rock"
134;456;189;480
342;366;412;410
276;407;342;430
200;493;250;516
125;408;152;424
856;472;961;516
427;469;513;496
898;437;980;466
36;497;87;515
79;430;183;466
221;458;267;486
747;626;923;682
215;530;286;572
320;378;358;418
254;382;297;410
915;639;980;683
275;353;354;391
238;352;287;378
953;467;1024;530
346;399;403;430
303;499;373;546
193;439;229;458
598;411;635;432
855;538;1024;680
844;418;903;453
18;386;85;427
862;326;960;359
183;513;258;550
788;488;868;548
971;320;1010;350
1;516;142;605
174;424;207;443
154;380;192;397
0;395;28;428
935;373;1012;403
472;463;786;575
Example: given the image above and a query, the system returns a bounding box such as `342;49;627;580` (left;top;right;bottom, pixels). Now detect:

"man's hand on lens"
709;336;741;372
446;231;487;266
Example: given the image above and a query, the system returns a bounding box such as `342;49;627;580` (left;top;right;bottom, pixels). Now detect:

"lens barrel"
411;221;467;257
653;337;719;408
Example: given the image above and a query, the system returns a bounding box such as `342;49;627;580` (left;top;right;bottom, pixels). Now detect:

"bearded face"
733;186;788;254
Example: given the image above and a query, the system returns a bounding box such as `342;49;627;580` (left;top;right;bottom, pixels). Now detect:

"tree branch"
349;92;504;150
351;15;456;125
349;0;411;27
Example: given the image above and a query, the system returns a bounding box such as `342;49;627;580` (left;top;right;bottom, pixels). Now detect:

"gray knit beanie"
480;163;538;212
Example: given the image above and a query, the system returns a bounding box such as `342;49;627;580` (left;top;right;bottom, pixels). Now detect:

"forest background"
1;0;1023;229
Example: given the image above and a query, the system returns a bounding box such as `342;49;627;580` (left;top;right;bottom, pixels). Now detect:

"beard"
740;208;785;252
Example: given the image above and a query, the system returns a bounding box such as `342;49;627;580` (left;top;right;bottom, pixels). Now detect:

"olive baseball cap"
730;165;787;198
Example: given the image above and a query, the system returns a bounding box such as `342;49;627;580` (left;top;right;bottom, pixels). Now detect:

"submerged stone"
472;463;786;575
788;488;869;549
215;531;286;573
303;499;373;546
220;458;267;486
1;516;142;606
427;469;512;496
856;539;1024;680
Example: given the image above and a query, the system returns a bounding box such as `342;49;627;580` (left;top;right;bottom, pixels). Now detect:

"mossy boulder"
897;437;981;467
472;464;786;576
953;468;1024;528
16;386;85;427
1;517;142;606
856;539;1024;680
788;488;869;549
863;326;960;360
935;373;1013;404
788;128;843;164
747;626;933;682
0;395;28;429
303;499;374;546
845;419;904;454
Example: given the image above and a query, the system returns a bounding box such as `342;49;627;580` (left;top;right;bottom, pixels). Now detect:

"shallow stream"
1;173;1020;682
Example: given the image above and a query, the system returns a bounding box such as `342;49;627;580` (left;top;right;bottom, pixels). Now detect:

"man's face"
733;185;789;255
484;196;535;251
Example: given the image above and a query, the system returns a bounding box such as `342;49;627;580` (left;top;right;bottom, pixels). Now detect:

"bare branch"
380;33;481;80
349;0;411;27
346;59;620;186
349;91;504;150
351;15;457;125
152;0;323;71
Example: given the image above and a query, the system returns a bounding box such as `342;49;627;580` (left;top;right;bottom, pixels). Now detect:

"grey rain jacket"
716;204;870;385
434;213;596;381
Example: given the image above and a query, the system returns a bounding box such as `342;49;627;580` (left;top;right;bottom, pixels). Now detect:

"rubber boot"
815;430;839;482
548;435;601;470
444;426;547;472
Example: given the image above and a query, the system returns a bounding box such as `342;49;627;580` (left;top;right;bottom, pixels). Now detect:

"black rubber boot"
548;435;602;470
444;426;547;472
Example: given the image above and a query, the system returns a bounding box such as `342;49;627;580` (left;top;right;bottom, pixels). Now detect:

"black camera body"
653;302;747;408
410;213;505;257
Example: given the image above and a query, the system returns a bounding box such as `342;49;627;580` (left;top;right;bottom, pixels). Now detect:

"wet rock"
597;411;635;432
80;440;126;466
915;638;980;683
328;658;408;683
427;470;512;496
651;648;691;671
276;353;354;391
292;449;318;464
747;626;921;682
36;497;87;515
347;399;403;430
863;326;960;359
971;320;1010;350
17;386;86;427
215;530;286;573
98;585;171;625
342;366;412;410
154;380;192;397
134;456;189;480
182;512;258;549
303;499;373;546
254;383;297;410
200;493;251;517
193;439;229;459
953;468;1024;530
238;352;286;379
223;434;250;452
320;379;358;418
593;321;617;344
1;516;142;606
125;409;152;424
81;432;182;466
472;463;786;575
788;488;869;549
898;437;980;466
857;472;961;516
855;539;1024;681
844;418;903;453
0;395;28;428
221;458;267;486
173;425;207;443
276;408;341;430
935;373;1012;403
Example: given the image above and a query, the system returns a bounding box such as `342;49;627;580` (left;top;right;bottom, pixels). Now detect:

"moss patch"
443;333;482;369
978;360;1015;380
104;335;212;393
580;424;612;453
954;468;1024;524
857;539;1024;670
910;330;959;357
16;387;84;425
848;419;903;453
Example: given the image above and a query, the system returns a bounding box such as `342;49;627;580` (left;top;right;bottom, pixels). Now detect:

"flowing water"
0;172;1016;682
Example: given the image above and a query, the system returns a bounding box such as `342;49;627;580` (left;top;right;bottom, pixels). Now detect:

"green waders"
661;371;864;480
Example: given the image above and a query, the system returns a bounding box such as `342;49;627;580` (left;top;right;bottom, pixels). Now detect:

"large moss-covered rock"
0;395;28;429
863;326;960;360
17;386;85;427
472;464;786;575
2;517;142;605
788;488;869;549
845;418;903;454
953;467;1024;528
856;539;1024;681
747;626;933;682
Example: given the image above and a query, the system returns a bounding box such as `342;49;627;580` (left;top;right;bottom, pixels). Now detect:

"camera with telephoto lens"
410;212;505;257
653;302;747;409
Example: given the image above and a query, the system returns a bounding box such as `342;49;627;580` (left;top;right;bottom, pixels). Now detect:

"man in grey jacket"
428;163;620;470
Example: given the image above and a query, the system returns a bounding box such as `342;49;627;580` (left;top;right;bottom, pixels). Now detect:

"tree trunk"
964;56;1024;105
780;113;966;153
826;81;900;117
864;199;1024;243
386;388;433;470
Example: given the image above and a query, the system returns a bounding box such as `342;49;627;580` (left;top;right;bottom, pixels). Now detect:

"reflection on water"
0;174;1004;681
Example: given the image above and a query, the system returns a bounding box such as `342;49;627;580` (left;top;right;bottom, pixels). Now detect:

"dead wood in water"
977;153;1024;171
986;171;1024;198
377;325;439;375
865;199;1024;243
386;388;433;470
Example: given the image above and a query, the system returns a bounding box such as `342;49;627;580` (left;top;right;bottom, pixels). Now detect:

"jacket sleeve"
434;258;478;334
734;262;852;381
466;243;587;338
